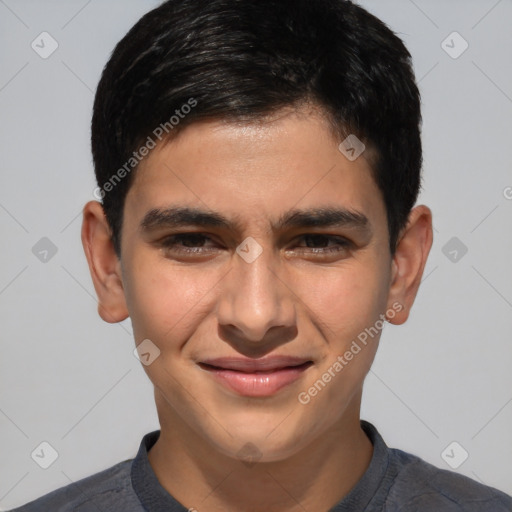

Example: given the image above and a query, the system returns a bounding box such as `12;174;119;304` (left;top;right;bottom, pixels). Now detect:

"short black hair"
91;0;422;257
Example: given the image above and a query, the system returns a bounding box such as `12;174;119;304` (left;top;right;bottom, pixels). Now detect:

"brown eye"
160;233;219;255
296;234;352;253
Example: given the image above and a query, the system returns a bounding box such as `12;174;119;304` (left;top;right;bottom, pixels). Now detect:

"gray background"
1;0;511;508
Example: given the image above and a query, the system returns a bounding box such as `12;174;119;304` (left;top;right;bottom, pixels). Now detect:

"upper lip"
199;356;313;373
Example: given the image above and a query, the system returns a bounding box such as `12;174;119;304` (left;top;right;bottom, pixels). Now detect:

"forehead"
124;111;386;234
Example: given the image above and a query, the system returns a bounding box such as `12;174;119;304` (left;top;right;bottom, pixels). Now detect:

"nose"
216;241;297;345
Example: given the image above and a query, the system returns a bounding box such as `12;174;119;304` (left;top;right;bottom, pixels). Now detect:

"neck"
148;394;373;512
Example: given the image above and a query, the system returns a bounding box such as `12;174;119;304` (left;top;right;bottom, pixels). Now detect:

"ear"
81;200;129;323
386;205;433;325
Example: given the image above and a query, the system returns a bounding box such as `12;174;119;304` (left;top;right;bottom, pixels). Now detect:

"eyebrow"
140;205;371;235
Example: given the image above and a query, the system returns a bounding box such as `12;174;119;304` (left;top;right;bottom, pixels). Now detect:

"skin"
82;107;433;512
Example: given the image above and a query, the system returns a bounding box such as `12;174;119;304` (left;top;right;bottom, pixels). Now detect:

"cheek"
123;244;391;352
294;259;390;341
123;254;218;344
294;265;389;423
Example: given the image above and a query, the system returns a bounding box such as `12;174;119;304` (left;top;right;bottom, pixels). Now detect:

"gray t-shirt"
10;421;512;511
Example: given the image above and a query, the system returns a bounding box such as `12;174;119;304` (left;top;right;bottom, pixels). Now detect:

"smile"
198;357;313;397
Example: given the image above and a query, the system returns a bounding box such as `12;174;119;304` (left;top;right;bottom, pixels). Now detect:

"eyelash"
159;233;352;256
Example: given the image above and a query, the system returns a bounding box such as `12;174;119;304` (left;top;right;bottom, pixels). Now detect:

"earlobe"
386;205;433;325
81;201;129;323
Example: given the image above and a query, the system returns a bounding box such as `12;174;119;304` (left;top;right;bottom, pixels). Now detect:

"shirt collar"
131;420;390;511
131;430;188;511
328;420;391;511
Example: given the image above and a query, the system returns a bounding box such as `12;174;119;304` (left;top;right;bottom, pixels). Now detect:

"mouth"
198;357;313;397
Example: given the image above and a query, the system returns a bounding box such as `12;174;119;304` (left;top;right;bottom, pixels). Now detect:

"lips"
198;356;313;397
200;355;312;372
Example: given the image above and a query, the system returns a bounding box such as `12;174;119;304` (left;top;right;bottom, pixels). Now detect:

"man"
12;0;512;510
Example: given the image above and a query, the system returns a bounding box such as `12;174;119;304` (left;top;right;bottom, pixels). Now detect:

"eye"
158;233;353;260
293;234;352;255
159;233;220;255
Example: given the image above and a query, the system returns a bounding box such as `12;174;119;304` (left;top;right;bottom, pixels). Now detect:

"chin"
198;411;318;464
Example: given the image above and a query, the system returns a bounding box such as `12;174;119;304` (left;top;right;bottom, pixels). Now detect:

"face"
84;108;431;463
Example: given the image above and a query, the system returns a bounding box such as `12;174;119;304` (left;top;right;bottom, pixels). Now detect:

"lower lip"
201;363;312;397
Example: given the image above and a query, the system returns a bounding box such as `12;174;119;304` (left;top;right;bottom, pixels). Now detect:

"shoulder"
386;448;512;511
9;459;143;511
